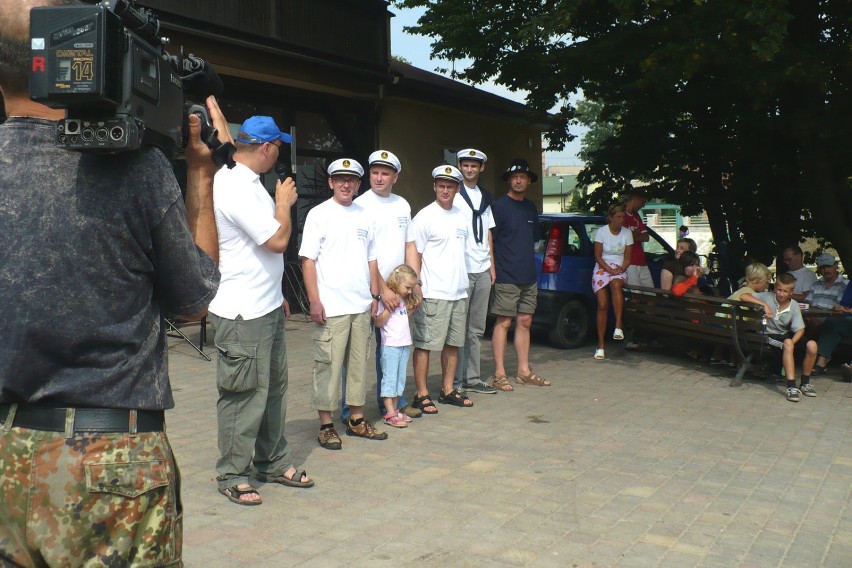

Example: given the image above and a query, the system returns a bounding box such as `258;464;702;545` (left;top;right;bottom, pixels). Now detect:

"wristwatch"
372;293;382;301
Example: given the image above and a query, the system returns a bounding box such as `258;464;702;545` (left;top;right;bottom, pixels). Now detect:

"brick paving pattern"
166;319;852;567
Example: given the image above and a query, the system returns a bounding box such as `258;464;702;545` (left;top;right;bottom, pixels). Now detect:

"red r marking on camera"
32;57;45;72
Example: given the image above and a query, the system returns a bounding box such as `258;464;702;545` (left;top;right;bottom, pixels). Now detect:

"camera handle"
184;103;235;169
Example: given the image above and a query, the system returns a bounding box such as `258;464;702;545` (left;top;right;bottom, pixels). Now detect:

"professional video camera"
29;0;232;164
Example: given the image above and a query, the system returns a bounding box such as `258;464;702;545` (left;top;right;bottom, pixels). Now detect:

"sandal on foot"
256;468;314;488
411;394;438;415
594;348;605;360
491;375;514;391
438;388;473;407
613;328;624;340
397;410;413;423
515;371;551;386
384;412;408;428
219;485;262;506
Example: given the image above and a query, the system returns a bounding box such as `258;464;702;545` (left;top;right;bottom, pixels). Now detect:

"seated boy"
740;273;819;402
710;263;772;366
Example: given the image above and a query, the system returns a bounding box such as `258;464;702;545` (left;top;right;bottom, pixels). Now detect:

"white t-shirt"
594;225;634;266
298;198;376;318
209;162;283;320
788;266;818;295
354;189;410;280
453;186;495;274
407;202;469;300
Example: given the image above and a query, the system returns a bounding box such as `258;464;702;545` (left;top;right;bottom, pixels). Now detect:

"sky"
388;6;585;167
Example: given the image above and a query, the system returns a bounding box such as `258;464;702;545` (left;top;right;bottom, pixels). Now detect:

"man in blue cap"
210;116;312;505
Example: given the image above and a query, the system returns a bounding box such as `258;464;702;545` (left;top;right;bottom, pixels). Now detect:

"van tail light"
542;225;563;273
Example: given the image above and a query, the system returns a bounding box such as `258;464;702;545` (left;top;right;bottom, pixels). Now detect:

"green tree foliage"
395;0;852;274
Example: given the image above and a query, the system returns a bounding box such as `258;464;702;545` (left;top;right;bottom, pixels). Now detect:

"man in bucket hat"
490;159;552;390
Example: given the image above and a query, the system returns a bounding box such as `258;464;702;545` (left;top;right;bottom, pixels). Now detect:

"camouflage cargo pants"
0;423;182;567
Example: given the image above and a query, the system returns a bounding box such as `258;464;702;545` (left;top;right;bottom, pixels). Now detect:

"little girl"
374;265;420;428
671;251;702;297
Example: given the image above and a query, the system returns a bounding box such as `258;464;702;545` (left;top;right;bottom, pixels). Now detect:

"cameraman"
0;1;226;566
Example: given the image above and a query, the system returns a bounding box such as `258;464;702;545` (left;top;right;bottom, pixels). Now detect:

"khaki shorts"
412;298;467;351
490;282;538;316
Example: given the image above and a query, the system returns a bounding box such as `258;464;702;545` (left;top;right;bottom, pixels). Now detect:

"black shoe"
462;382;498;394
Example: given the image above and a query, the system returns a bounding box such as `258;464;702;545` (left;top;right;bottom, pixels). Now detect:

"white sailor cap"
368;150;401;173
327;158;364;177
432;165;462;184
457;148;487;163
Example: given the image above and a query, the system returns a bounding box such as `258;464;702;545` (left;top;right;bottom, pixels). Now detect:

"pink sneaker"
384;412;408;428
397;410;413;423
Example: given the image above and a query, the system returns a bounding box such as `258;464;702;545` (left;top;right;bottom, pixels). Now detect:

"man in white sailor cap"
300;159;387;450
405;165;473;413
453;148;499;395
338;151;422;421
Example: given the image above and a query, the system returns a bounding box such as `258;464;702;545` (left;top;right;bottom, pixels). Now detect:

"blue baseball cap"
236;116;292;144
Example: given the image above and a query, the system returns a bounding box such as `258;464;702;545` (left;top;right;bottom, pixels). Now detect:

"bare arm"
594;242;613;273
379;272;401;312
373;307;391;328
629;226;650;243
790;327;805;345
180;96;231;319
405;241;423;310
621;244;632;273
488;230;496;284
369;259;380;317
301;257;326;324
263;177;298;253
184;96;232;266
660;269;674;291
740;293;773;318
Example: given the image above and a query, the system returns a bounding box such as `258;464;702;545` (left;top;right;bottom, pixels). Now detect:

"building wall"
378;98;543;212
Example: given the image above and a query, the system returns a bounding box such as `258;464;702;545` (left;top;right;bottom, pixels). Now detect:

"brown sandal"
515;372;551;386
491;375;514;391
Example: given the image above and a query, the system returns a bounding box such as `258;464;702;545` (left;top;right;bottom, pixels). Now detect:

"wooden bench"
622;285;768;387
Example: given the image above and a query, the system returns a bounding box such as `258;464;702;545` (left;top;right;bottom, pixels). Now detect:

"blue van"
534;213;674;348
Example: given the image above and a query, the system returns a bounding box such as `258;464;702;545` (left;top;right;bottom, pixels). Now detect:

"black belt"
0;404;164;433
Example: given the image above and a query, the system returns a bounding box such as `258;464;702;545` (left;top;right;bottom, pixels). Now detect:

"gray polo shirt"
752;291;805;335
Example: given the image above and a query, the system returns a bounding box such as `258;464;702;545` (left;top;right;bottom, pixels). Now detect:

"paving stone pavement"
165;319;852;567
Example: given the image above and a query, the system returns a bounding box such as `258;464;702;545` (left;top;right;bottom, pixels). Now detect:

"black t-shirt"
0;117;219;409
491;195;540;285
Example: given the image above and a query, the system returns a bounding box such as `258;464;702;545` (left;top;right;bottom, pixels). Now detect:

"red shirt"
623;209;647;266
